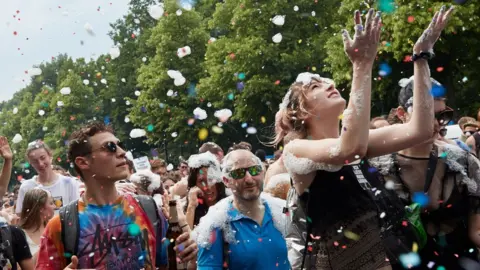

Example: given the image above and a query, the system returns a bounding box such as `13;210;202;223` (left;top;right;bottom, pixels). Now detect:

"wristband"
412;51;435;62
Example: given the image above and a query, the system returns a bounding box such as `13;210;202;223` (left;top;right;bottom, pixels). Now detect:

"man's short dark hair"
68;122;114;180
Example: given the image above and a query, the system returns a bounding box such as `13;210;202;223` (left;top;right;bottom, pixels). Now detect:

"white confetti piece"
167;163;174;171
171;132;178;138
38;110;45;116
148;4;164;20
214;109;232;122
193;107;207;120
84;23;95;36
130;129;146;138
12;134;22;144
271;15;285;26
109;46;120;59
272;33;283;43
247;127;257;134
135;90;141;96
13;108;18;114
177;46;191;58
293;6;299;11
42;127;48;131
29;68;42;76
124;117;130;123
167;90;174;97
121;78;126;83
176;9;183;16
57;101;64;107
83;79;90;85
100;79;107;84
60;87;71;95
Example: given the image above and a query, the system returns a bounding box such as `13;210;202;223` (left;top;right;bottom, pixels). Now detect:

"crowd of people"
1;5;480;270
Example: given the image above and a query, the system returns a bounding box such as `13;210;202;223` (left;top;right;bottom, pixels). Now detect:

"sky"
0;0;131;102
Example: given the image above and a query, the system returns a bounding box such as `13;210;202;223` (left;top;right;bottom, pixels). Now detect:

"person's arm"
366;6;454;158
466;135;477;156
286;10;380;166
186;187;202;229
196;228;224;270
15;184;25;215
285;10;381;194
11;226;34;270
0;136;13;198
35;216;66;270
468;214;480;247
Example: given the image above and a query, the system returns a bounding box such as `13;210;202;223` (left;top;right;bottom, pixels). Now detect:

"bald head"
223;149;262;176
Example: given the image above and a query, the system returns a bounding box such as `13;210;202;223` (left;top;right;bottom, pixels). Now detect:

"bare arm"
468;214;480;247
466;135;477;156
0;137;13;197
286;9;381;165
366;6;454;158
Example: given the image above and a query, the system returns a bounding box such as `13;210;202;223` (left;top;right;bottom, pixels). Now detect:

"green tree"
129;0;211;161
323;0;480;117
198;0;338;146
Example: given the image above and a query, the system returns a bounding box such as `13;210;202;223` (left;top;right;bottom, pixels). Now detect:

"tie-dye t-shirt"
36;194;164;270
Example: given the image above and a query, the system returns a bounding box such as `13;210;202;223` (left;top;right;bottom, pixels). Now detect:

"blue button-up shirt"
197;200;290;270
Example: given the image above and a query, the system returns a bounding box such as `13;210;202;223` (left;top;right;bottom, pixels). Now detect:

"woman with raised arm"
279;7;453;269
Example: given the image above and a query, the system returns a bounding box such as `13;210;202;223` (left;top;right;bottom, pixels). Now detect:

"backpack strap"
60;199;80;266
0;223;14;265
136;195;160;236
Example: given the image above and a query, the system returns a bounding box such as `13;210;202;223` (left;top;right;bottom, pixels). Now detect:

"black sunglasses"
463;130;477;137
91;141;126;154
229;165;263;180
435;109;453;126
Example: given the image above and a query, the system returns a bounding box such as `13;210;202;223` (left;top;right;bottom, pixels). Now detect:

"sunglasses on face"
92;141;126;154
439;128;448;137
229;165;263;180
435;109;453;126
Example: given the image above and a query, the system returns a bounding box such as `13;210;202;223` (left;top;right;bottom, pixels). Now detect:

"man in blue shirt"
193;149;290;270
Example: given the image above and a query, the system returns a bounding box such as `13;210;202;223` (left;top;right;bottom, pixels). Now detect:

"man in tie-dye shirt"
36;122;198;270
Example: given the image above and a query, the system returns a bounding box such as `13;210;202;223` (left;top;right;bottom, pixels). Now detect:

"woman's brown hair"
272;81;316;146
20;188;50;232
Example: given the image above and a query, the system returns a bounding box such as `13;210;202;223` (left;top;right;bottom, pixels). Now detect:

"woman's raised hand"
414;5;454;54
343;9;382;65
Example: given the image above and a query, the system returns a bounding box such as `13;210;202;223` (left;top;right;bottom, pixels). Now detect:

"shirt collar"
227;198;272;223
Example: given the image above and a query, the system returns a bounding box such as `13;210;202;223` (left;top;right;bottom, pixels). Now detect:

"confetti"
436;67;444;72
60;87;71;95
399;252;421;268
236;81;245;91
109;47;120;59
412;192;429;207
124;117;130;123
198;128;208;140
293;6;299;11
378;0;396;13
83;79;90;85
214;109;232;122
29;68;42;76
344;230;360;240
407;16;415;23
246;127;257;134
177;46;191;58
379;63;392;77
193;107;207;120
238;72;246;80
148;4;164;20
227;93;234;100
84;23;95;36
38;110;45;116
12;134;23;144
176;9;183;16
171;132;178;138
130;129;147;138
187;118;195;126
212;126;224;134
271;15;285;26
13;107;18;114
147;124;154;132
272;33;283;43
